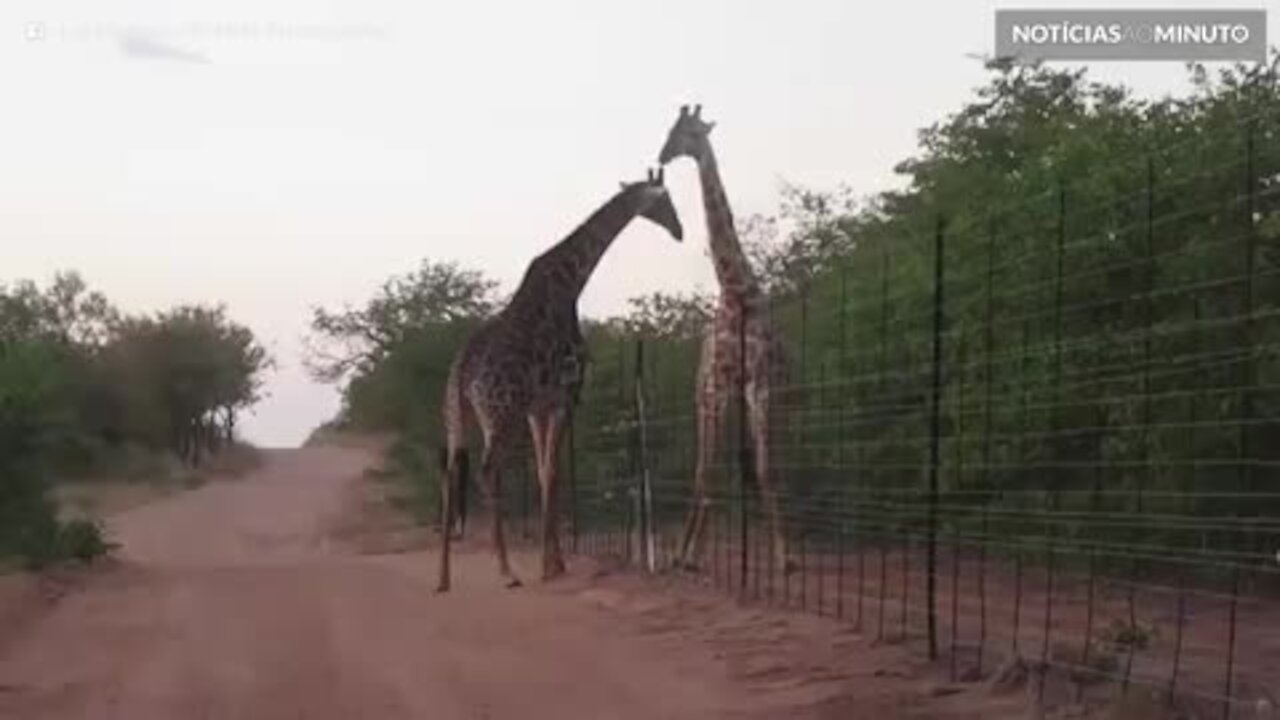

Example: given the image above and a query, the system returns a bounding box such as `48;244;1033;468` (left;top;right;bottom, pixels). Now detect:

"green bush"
54;519;112;564
1;272;269;567
15;515;111;570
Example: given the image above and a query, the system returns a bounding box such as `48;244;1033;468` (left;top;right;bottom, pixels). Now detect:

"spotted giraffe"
437;169;683;593
659;105;792;573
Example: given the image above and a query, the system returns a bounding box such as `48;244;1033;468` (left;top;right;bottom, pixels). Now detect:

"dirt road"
0;446;1033;720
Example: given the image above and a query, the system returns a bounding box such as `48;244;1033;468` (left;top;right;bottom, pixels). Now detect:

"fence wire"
481;119;1280;718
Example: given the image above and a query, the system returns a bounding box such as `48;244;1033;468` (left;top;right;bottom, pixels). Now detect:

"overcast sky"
2;0;1273;447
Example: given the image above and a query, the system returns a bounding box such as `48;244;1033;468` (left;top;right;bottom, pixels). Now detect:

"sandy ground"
0;445;1053;720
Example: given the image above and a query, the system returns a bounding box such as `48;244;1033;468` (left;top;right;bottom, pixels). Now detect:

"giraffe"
437;168;683;593
658;104;792;573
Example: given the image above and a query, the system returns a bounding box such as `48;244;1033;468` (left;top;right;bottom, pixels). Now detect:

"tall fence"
493;117;1280;716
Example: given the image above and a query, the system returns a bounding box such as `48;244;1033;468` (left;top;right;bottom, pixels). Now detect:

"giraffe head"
658;104;715;164
622;167;683;241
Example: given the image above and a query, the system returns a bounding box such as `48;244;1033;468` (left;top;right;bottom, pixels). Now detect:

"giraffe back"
454;278;587;423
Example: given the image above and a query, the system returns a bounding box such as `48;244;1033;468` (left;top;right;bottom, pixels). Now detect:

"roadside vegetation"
308;57;1279;539
0;272;270;568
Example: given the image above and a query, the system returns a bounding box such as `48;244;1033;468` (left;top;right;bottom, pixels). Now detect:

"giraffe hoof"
435;583;451;594
505;578;523;589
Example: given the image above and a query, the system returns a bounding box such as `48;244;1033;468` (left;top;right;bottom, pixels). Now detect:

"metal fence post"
1041;184;1067;702
568;404;578;553
837;265;850;622
876;248;890;642
737;309;750;595
1222;118;1258;720
926;214;946;661
979;217;996;676
634;339;656;572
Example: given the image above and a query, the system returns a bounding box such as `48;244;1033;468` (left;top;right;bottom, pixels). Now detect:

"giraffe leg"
436;456;455;593
528;415;548;551
443;449;467;541
532;407;569;580
478;423;522;588
453;461;468;540
678;390;723;570
438;366;469;591
528;413;555;578
748;387;793;574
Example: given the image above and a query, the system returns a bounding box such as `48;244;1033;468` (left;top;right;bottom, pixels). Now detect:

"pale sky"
2;1;1272;447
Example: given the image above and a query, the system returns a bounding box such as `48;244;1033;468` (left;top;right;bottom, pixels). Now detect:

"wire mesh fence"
488;117;1280;716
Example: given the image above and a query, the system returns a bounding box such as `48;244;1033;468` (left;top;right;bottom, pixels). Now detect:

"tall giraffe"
658;104;791;572
437;169;683;593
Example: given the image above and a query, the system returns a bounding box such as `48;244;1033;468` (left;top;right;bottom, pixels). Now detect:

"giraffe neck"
520;190;640;302
696;141;760;301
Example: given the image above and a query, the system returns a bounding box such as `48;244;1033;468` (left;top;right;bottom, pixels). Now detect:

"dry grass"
194;442;264;480
54;482;180;521
53;443;265;522
303;427;394;453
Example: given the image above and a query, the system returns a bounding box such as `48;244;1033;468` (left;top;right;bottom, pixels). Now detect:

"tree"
306;259;498;384
306;258;500;521
614;291;714;340
568;54;1280;561
0;272;118;347
0;272;270;562
105;306;270;465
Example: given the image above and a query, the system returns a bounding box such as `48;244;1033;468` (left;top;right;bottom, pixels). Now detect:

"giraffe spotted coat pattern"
659;105;792;573
437;169;683;593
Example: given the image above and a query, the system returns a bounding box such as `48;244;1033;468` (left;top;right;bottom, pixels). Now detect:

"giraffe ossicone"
657;105;794;575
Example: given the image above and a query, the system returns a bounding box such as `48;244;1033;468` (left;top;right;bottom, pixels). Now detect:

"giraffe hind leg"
749;389;795;575
478;421;522;589
533;406;571;580
529;411;565;580
438;447;469;541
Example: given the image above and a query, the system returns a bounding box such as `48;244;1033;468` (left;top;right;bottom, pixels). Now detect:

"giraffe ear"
705;121;716;134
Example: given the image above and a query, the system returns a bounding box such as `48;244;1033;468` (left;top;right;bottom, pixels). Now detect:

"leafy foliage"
575;56;1280;570
0;272;270;565
307;260;497;384
316;57;1280;574
307;259;500;514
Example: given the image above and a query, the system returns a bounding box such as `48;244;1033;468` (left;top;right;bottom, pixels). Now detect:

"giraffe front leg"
675;474;716;568
677;451;712;570
437;458;455;593
679;392;723;571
